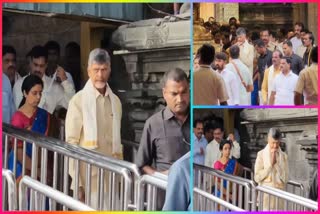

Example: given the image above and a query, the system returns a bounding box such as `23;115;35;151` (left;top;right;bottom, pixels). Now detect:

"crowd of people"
194;17;318;106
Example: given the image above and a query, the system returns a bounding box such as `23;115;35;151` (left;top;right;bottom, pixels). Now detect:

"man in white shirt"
290;22;304;54
261;50;282;105
295;29;308;58
44;41;75;88
13;45;75;113
269;57;298;105
205;125;240;168
214;52;240;105
226;45;253;105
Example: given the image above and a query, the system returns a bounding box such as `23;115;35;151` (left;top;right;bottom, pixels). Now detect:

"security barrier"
136;173;168;211
193;163;317;211
19;176;95;211
2;169;17;211
193;187;245;211
3;123;133;211
255;185;317;211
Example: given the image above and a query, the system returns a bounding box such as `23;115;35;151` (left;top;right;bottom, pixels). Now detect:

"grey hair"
236;27;246;36
87;48;110;68
268;128;281;140
161;68;188;87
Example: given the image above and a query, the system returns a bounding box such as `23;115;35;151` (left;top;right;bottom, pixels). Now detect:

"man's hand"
56;66;67;82
142;166;156;175
228;133;235;142
78;186;85;203
271;150;277;166
161;170;169;175
200;147;204;155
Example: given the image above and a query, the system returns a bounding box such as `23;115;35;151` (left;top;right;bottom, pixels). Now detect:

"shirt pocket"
155;136;189;163
2;92;10;108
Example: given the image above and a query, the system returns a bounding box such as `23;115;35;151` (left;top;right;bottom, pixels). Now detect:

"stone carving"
112;3;190;50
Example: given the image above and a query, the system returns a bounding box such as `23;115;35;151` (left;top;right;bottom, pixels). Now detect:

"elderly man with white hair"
254;128;289;211
235;27;254;78
65;48;123;209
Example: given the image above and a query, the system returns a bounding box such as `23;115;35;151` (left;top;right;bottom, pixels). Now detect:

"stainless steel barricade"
242;166;254;180
2;123;133;211
193;187;245;211
255;185;317;211
193;163;255;211
136;173;168;211
19;176;95;211
2;169;17;211
60;122;141;210
242;166;306;198
286;180;306;197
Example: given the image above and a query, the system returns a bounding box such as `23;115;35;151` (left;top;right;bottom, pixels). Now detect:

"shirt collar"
193;133;207;142
199;64;211;69
94;84;109;99
164;107;175;120
163;106;190;121
281;70;293;77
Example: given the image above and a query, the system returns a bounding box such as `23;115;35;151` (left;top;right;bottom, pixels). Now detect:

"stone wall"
3;12;80;76
115;47;190;162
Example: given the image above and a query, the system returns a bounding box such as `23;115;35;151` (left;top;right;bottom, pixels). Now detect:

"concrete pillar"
216;3;239;25
199;3;215;22
307;3;318;45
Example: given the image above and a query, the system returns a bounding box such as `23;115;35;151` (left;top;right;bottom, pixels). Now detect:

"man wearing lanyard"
136;68;190;209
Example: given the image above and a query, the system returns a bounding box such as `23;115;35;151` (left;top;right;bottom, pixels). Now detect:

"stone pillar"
296;132;318;186
216;3;239;25
307;3;318;45
292;3;307;27
199;3;215;22
115;47;190;162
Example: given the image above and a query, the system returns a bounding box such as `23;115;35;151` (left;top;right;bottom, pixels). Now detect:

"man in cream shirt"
13;45;75;113
235;27;254;77
261;50;282;105
254;128;289;210
65;48;123;209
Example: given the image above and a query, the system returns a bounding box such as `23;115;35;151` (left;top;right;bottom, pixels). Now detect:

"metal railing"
193;187;245;211
243;166;254;180
136;173;168;211
242;166;306;197
286;180;306;197
2;169;17;211
19;176;95;211
2;123;133;211
60;122;141;210
194;164;317;211
193;163;256;211
255;185;317;211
